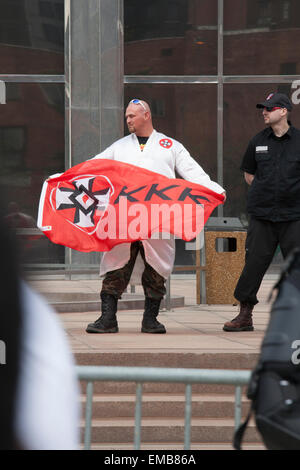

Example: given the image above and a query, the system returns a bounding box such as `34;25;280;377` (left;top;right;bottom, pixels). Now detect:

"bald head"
125;99;153;137
128;99;151;114
139;100;151;114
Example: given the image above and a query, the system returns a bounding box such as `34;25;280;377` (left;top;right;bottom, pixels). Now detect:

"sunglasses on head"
129;99;147;112
264;106;282;112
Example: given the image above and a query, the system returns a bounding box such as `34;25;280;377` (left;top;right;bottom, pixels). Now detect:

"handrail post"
134;383;143;450
84;381;94;450
184;384;192;450
234;385;242;431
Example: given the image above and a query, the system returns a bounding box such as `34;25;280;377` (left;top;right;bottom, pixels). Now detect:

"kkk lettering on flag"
38;159;224;252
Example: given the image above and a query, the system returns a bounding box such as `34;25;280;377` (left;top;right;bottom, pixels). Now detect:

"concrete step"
75;352;259;370
86;442;265;450
75;351;259;371
77;350;259;449
80;381;243;396
80;392;251;419
77;351;256;396
43;292;184;313
79;417;262;444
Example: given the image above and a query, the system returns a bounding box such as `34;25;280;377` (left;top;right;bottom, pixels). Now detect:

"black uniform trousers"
234;217;300;305
101;241;166;300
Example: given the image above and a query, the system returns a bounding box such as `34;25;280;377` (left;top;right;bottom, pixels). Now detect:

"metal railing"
76;365;251;450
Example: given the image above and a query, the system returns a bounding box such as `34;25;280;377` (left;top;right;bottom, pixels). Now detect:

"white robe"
91;130;224;281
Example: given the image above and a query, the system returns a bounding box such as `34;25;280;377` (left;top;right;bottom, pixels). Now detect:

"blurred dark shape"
5;201;37;231
235;248;300;450
0;201;22;449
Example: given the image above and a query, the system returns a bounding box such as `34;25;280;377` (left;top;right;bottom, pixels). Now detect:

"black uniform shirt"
241;125;300;222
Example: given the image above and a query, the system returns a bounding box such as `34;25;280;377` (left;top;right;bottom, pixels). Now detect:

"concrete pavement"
28;274;278;365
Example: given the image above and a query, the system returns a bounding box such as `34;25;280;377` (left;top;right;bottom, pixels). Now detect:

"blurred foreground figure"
235;248;300;450
0;207;80;450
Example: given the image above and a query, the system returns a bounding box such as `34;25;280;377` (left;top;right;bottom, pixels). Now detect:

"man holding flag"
84;99;226;334
38;99;225;333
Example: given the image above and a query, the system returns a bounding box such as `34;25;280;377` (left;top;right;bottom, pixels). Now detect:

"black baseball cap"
256;92;293;111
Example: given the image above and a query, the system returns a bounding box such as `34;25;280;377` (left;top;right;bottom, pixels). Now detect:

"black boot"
223;302;254;332
86;293;118;333
141;297;166;334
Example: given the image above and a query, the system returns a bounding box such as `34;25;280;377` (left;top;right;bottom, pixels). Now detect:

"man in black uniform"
223;92;300;332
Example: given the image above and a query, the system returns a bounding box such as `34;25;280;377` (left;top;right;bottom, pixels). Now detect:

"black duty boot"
86;293;118;333
223;302;254;332
141;297;166;334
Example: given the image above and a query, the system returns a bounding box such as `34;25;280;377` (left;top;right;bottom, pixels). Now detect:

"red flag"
38;159;224;252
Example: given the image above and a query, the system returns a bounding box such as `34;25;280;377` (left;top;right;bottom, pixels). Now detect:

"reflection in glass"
124;0;218;75
125;83;218;266
223;82;300;223
4;204;65;265
224;0;300;75
0;82;65;264
0;0;64;74
125;84;218;177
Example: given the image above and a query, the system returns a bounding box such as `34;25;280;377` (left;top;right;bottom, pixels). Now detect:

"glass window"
124;0;218;75
0;127;25;169
223;82;300;222
224;0;300;75
125;84;218;178
125;83;218;266
0;0;64;74
1;82;65;264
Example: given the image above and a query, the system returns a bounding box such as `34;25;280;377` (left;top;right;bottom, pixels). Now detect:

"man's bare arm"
244;172;255;185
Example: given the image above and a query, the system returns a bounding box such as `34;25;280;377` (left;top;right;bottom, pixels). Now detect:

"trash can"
204;218;247;305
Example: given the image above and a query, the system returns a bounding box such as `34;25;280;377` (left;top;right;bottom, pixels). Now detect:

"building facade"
1;0;300;274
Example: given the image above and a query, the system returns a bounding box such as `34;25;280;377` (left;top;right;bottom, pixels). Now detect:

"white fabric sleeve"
14;281;80;450
174;143;225;194
90;144;116;160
